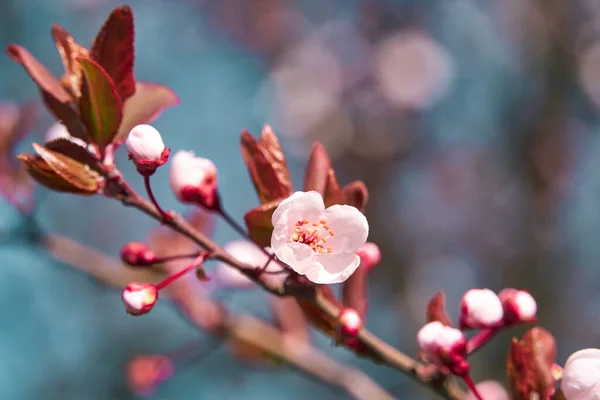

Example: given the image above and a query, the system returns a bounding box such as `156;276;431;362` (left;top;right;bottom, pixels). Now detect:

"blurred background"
1;0;600;398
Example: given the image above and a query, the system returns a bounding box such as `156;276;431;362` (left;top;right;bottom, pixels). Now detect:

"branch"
104;168;466;400
42;233;397;400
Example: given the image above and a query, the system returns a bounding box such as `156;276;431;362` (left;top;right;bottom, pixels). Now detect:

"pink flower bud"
561;348;600;400
126;355;174;397
169;150;219;210
339;308;362;336
355;242;381;270
460;288;504;330
498;288;537;325
122;283;158;316
417;321;467;368
120;242;157;267
126;124;170;176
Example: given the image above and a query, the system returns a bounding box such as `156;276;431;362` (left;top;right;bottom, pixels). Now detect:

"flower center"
290;219;335;254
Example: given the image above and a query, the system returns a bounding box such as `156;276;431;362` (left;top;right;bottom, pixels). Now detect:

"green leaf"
90;5;135;101
114;82;179;142
31;143;99;194
244;200;280;247
77;57;123;153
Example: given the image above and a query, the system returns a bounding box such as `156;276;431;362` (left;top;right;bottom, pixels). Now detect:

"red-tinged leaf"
6;45;71;104
324;169;344;207
41;92;87;141
45;138;101;172
114;82;179;142
507;327;557;400
241;126;293;204
196;267;210;282
32;143;100;193
90;5;135;101
269;297;310;343
77;57;123;153
303;142;331;195
51;24;90;98
425;291;453;327
342;181;369;212
297;286;342;337
244;199;281;247
17;153;92;194
342;265;369;319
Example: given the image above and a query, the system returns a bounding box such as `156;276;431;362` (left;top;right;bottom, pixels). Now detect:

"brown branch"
104;168;466;400
42;233;397;400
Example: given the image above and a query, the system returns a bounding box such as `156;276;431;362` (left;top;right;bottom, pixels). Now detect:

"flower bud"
498;288;537;325
355;242;381;270
126;355;174;397
560;348;600;400
122;283;158;316
120;242;157;268
417;321;467;370
459;288;504;330
339;308;362;336
169;150;218;210
465;381;509;400
126;124;170;176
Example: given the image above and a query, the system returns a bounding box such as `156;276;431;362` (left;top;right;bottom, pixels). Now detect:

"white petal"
271;191;325;227
126;124;165;162
417;321;444;351
306;253;361;284
275;242;317;275
562;348;600;400
321;204;369;254
462;289;503;327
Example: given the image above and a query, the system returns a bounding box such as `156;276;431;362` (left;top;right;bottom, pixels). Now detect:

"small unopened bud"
560;348;600;400
122;283;158;316
417;321;467;371
460;288;504;330
120;242;157;267
169;150;219;210
339;308;362;336
126;355;174;397
126;124;170;176
498;288;537;325
355;242;381;270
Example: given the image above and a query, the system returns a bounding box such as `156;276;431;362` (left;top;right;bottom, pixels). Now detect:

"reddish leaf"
17;153;92;194
45;138;101;172
241;126;293;204
425;291;453;327
77;57;123;153
507;327;556;400
41;92;87;140
342;264;369;319
269;297;310;343
6;45;80;127
32;143;100;193
303;142;331;195
114;82;179;142
244;199;280;247
90;5;135;101
342;181;369;212
324;169;344;207
52;24;90;98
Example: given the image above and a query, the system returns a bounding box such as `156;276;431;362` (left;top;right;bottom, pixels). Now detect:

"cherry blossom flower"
126;124;170;175
169;150;218;209
417;321;466;366
216;240;277;288
561;348;600;400
460;289;504;330
270;191;368;284
122;283;158;316
498;288;537;325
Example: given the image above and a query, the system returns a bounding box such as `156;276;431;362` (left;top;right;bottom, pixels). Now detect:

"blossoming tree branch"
4;5;599;400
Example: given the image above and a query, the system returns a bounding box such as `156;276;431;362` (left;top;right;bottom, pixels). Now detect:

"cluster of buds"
460;288;537;330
